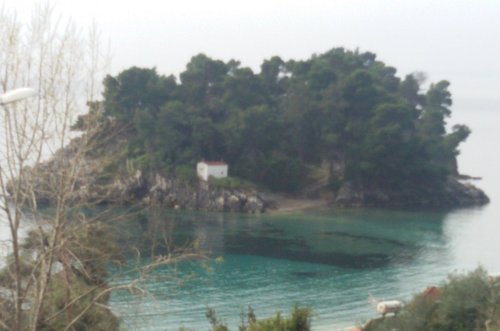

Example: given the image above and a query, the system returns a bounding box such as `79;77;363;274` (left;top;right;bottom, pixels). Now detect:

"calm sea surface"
108;98;500;330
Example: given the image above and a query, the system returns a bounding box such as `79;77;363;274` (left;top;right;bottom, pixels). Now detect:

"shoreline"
266;195;331;214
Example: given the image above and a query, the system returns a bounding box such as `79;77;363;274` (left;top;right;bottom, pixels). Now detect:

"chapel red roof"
202;161;227;166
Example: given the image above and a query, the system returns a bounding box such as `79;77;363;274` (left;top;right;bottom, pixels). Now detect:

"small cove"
108;204;496;330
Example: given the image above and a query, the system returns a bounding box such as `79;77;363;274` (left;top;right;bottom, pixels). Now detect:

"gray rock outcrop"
9;131;488;212
334;177;489;208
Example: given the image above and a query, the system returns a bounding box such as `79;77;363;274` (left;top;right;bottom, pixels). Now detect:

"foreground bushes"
206;305;312;331
365;267;500;331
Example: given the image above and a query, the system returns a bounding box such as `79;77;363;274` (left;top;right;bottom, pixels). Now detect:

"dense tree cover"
100;48;469;192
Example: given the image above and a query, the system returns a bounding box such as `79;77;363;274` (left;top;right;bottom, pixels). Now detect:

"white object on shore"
0;87;37;105
197;161;228;181
377;300;402;315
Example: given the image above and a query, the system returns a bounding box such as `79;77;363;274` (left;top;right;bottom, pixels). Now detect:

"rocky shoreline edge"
14;169;490;214
10;137;489;214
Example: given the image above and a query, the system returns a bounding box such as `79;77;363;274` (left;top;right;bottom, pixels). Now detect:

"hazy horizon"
10;0;500;102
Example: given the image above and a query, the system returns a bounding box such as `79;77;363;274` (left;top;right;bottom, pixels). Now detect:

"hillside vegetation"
76;48;482;205
364;268;500;331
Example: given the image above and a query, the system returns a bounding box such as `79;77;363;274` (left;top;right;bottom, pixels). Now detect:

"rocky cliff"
103;171;268;213
11;134;489;213
8;136;268;214
334;177;489;208
23;167;268;213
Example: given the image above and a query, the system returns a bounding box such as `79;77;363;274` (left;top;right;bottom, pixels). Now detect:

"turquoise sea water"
108;99;500;330
108;205;496;331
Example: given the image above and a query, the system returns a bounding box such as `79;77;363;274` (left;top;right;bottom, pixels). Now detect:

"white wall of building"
197;162;228;181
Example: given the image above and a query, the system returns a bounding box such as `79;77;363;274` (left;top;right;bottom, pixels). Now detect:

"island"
18;48;489;212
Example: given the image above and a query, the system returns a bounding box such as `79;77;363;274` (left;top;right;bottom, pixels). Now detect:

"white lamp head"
0;87;37;105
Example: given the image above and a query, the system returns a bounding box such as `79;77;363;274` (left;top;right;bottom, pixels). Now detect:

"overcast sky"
10;0;500;101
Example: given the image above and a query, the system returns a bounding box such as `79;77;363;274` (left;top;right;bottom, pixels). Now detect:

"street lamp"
0;87;37;159
0;87;37;105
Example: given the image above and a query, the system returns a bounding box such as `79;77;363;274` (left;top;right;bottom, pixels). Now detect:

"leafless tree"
0;4;205;331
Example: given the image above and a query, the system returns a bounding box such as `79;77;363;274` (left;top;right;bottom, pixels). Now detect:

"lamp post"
0;87;37;179
0;87;37;105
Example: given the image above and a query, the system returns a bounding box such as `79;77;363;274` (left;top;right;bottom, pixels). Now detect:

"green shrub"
206;308;230;331
328;177;343;192
208;305;312;331
435;267;491;331
364;267;494;331
43;274;120;331
175;165;198;183
208;176;256;190
261;155;305;193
